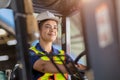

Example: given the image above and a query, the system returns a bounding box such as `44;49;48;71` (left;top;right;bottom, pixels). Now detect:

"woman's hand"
75;64;87;70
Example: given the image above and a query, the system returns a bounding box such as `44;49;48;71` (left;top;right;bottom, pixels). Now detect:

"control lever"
10;63;23;80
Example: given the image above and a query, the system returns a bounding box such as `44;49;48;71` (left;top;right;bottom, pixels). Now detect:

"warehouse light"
7;39;17;45
0;55;9;61
0;28;7;36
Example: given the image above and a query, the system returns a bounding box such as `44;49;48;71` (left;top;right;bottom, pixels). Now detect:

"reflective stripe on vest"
30;46;68;80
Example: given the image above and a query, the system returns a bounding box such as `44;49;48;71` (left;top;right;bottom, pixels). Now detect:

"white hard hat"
36;11;60;23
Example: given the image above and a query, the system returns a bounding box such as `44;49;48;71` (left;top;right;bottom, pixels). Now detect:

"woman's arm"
33;59;69;73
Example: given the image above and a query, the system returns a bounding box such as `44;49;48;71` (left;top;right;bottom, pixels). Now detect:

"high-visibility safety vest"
30;46;68;80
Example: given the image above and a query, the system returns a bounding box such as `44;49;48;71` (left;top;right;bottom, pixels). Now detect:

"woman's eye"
45;25;58;30
45;25;51;28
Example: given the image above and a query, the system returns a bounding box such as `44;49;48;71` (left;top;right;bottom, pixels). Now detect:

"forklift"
0;0;120;80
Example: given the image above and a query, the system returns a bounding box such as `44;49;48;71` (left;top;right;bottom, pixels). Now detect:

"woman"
29;11;86;80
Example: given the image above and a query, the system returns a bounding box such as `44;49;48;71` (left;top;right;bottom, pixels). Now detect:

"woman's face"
39;20;58;42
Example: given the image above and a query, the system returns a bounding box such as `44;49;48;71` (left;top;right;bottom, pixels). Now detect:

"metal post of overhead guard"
61;16;71;54
12;0;33;80
61;15;71;80
61;16;67;52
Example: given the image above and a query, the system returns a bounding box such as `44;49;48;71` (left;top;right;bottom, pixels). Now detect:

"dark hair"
38;20;47;30
37;19;58;30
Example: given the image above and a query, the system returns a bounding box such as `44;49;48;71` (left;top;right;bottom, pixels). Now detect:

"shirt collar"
35;43;59;54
